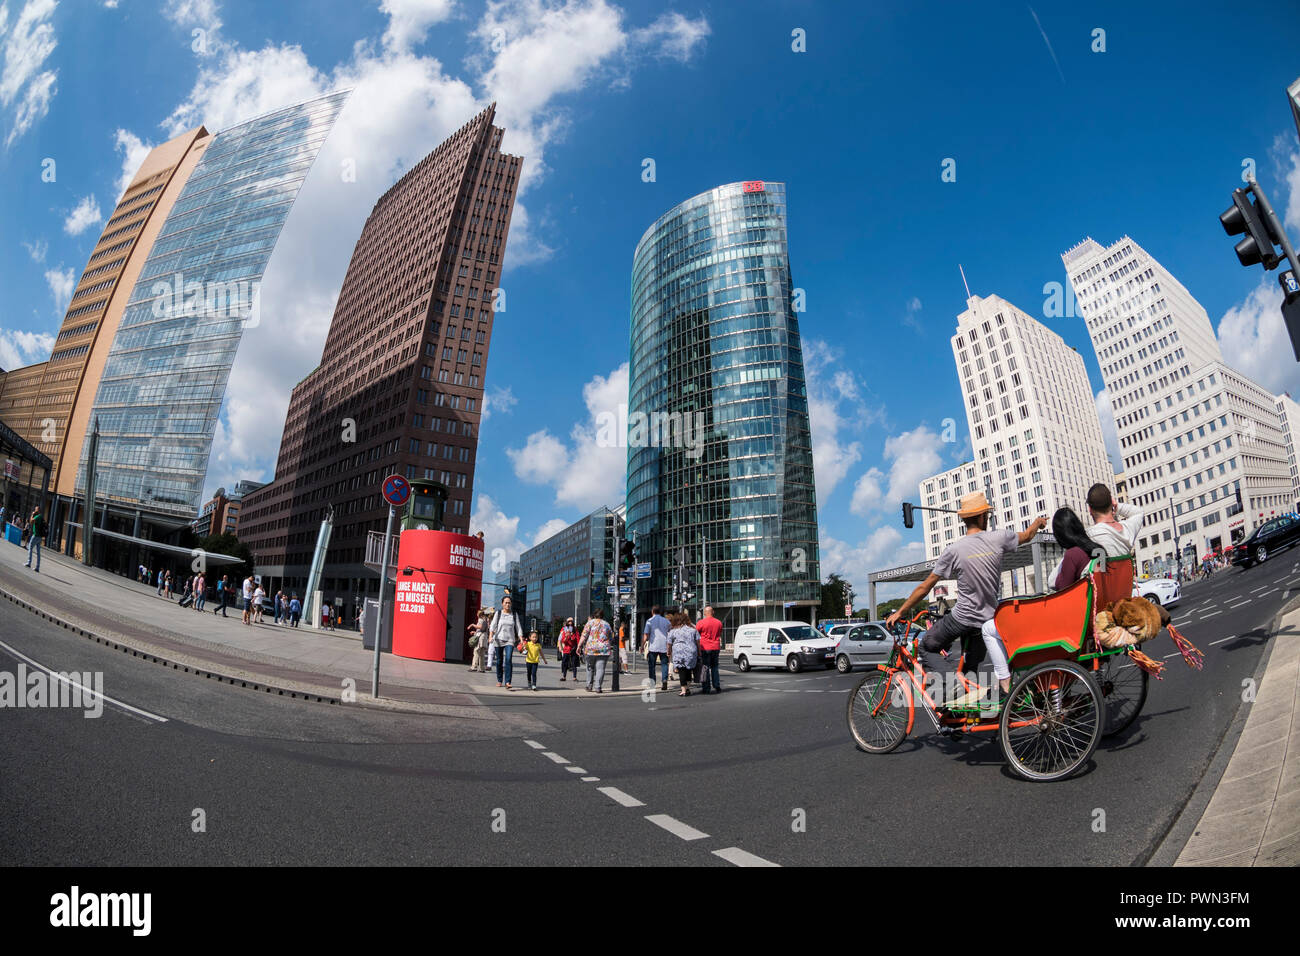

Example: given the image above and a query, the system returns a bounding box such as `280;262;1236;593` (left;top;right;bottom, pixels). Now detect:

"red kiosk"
390;529;484;662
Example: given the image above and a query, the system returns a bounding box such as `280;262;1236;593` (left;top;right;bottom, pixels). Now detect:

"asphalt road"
0;559;1291;866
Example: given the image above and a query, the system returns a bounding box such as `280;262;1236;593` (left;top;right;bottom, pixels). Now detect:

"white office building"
1063;236;1293;574
919;293;1113;563
1274;392;1300;509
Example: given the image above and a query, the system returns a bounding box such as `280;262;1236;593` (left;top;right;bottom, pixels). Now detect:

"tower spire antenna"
958;263;972;300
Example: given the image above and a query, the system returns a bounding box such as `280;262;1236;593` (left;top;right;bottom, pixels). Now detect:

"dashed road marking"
1209;636;1236;646
581;776;600;782
1200;610;1222;618
1260;588;1279;597
713;847;781;867
1252;585;1272;593
1273;576;1290;584
565;766;587;774
598;787;645;808
1227;599;1252;609
523;740;545;749
646;814;709;841
541;751;568;764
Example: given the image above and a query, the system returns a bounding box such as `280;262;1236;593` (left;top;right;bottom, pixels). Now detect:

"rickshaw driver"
886;492;1047;708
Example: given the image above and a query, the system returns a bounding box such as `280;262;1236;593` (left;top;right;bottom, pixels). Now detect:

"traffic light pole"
1248;180;1300;290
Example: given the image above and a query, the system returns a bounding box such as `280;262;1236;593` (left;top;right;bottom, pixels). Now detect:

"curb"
0;584;495;719
1142;594;1296;866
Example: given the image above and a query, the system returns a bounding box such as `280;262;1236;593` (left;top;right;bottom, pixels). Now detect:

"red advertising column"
391;529;484;662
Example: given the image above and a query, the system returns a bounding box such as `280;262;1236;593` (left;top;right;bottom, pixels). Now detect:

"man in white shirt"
1086;483;1143;558
242;575;255;625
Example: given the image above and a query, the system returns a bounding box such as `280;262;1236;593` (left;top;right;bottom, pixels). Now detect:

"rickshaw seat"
992;555;1135;669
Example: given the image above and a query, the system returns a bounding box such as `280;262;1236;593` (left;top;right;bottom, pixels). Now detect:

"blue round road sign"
382;474;411;507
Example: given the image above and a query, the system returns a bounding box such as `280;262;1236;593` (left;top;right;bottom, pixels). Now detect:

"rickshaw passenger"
980;507;1094;695
887;492;1046;707
1084;483;1143;558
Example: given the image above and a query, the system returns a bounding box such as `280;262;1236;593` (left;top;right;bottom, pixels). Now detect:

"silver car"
834;621;922;673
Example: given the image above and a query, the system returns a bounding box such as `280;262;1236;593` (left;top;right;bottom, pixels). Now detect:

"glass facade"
517;507;622;634
627;182;819;632
77;91;349;518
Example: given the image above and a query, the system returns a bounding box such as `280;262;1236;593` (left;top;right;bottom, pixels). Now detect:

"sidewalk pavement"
0;538;651;711
1172;606;1299;866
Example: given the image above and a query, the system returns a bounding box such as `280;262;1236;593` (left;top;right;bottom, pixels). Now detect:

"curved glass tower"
627;182;819;632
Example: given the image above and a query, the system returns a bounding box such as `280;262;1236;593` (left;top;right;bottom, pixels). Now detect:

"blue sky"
3;0;1300;602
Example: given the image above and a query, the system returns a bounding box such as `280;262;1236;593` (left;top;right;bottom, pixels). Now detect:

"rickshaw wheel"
1098;652;1148;738
1000;660;1103;782
847;670;910;754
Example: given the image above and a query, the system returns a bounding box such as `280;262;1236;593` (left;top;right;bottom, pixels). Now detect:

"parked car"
1232;514;1300;568
733;621;836;672
1133;577;1180;608
833;621;927;673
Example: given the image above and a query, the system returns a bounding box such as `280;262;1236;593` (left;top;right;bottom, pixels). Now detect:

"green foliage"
819;572;853;619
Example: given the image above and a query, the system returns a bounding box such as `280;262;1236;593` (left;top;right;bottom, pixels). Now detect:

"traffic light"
902;502;915;529
1221;186;1281;270
619;539;636;570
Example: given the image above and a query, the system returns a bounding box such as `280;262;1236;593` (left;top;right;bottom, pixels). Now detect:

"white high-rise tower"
918;293;1112;561
1063;236;1292;573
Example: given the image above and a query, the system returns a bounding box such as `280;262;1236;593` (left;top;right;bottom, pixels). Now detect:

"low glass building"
516;506;624;636
627;181;820;636
77;90;349;526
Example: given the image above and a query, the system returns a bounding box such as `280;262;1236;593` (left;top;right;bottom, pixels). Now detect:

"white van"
732;621;837;673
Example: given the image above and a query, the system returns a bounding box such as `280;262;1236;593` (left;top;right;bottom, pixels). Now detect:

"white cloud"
22;238;47;262
803;338;887;507
506;362;628;510
819;526;926;609
1094;389;1122;473
481;384;516;422
532;517;568;544
850;424;945;516
0;327;53;371
112;128;154;201
630;11;710;62
381;0;456;52
902;296;923;332
469;492;572;579
163;0;222;43
63;194;102;235
44;264;73;311
0;0;59;147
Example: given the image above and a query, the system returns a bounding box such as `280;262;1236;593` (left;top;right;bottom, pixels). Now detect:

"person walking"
253;582;266;624
578;607;614;693
24;506;45;573
241;575;254;625
558;618;581;682
157;568;166;598
273;590;284;625
165;570;174;600
194;573;206;612
668;611;700;697
489;595;526;689
468;609;490;672
643;605;672;692
696;605;723;694
524;630;547;690
289;593;301;627
215;575;230;617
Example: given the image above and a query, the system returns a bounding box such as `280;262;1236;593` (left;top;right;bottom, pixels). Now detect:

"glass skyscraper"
627;181;820;633
78;90;349;522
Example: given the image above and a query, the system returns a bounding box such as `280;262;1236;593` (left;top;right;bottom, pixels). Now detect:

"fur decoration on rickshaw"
1093;596;1170;648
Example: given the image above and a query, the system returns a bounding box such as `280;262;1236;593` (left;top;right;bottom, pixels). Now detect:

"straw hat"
957;492;993;519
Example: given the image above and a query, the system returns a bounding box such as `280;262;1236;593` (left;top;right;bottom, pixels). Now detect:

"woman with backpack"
488;595;526;689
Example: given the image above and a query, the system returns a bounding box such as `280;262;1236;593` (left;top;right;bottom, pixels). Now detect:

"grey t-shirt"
932;529;1019;626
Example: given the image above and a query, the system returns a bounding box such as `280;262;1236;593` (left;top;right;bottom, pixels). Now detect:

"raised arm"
886;572;942;629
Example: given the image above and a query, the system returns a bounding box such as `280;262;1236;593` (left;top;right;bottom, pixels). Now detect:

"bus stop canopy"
866;533;1067;614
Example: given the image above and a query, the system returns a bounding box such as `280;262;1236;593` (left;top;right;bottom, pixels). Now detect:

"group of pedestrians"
465;595;727;698
641;604;723;697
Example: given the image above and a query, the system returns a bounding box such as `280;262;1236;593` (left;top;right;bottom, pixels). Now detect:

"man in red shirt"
696;605;723;694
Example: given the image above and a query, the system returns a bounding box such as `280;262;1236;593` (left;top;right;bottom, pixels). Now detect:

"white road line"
1226;600;1252;609
523;740;545;749
1209;636;1237;646
1173;617;1192;626
1250;585;1271;593
1163;652;1183;659
1200;610;1222;618
645;814;709;841
565;766;587;774
581;776;600;782
1260;588;1279;597
1273;576;1290;583
0;637;167;723
541;752;568;764
597;787;645;808
713;847;781;867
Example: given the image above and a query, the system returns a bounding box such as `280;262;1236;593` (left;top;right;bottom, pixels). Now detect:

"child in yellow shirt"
524;631;548;691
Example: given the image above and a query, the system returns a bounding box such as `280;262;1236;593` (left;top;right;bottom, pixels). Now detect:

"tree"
819;572;853;620
875;597;910;620
197;532;254;581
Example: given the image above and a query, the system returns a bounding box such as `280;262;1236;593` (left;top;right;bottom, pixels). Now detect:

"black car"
1233;514;1300;568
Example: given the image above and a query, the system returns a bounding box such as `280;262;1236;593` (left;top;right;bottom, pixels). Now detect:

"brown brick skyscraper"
240;105;522;616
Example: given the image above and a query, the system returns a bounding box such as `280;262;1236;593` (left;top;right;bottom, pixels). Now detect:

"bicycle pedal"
937;726;965;737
